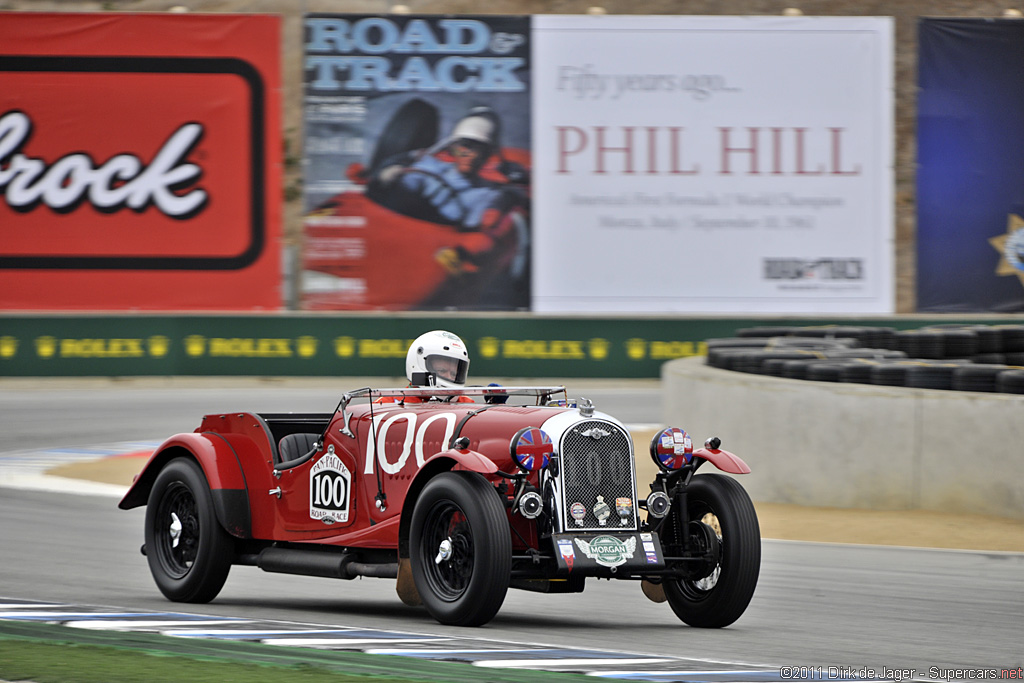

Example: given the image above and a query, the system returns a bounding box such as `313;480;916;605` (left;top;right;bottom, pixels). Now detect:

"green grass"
0;640;385;683
0;620;599;683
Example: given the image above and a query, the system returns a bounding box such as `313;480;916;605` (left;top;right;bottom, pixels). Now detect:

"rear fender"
396;448;500;558
692;447;751;475
117;432;251;538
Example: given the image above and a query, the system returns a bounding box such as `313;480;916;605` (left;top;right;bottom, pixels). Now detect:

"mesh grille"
559;420;637;531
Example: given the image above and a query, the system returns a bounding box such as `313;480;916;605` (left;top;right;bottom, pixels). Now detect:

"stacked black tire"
705;324;1024;394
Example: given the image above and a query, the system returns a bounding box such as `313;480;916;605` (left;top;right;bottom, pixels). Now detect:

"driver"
377;331;474;404
369;107;515;231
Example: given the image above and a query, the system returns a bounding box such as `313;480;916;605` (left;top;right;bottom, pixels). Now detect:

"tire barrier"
708;324;1024;395
663;351;1024;519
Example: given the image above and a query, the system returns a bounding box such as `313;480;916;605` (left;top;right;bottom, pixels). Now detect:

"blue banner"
917;18;1024;312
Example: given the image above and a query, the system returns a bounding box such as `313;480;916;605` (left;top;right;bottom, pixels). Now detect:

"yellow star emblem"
989;213;1024;287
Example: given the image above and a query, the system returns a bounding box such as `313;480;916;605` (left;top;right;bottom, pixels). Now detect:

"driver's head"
406;330;470;389
444;107;499;173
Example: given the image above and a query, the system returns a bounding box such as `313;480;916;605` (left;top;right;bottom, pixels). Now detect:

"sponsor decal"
28;336;171;359
625;339;707;361
763;258;864;281
476;337;611;360
573;535;637;568
310;452;351;524
182;336;319;359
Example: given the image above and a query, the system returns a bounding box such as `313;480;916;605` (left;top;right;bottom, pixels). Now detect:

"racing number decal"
310;453;351;523
363;412;457;475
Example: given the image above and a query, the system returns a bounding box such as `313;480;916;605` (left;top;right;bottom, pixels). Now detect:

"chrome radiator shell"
540;411;639;533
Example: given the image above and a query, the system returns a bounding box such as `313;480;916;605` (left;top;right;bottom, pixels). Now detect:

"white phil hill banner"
531;15;894;313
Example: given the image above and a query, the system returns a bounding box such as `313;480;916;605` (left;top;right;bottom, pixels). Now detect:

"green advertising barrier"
1;315;1021;378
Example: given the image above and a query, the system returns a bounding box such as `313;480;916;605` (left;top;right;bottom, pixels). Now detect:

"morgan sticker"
310;453;351;524
574;535;637;568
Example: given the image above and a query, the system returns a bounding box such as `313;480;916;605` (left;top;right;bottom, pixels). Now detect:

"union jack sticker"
653;427;693;470
511;427;553;471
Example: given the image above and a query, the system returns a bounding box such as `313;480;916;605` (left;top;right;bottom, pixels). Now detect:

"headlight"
510;427;553;472
518;491;543;519
649;426;693;471
646;491;671;518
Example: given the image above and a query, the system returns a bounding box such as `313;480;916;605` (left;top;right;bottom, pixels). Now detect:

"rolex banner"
0;13;282;310
917;19;1024;312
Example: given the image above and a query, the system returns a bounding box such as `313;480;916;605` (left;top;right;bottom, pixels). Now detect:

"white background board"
531;15;894;313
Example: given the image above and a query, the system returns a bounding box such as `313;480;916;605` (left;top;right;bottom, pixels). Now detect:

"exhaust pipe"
255;547;397;580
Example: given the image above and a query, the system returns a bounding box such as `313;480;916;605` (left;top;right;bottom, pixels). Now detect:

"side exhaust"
242;547;398;580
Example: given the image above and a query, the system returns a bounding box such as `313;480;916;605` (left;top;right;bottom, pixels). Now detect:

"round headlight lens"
646;491;671;518
518;491;543;519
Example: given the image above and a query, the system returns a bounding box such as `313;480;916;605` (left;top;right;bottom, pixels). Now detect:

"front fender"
692;447;751;475
117;432;251;538
396;448;501;558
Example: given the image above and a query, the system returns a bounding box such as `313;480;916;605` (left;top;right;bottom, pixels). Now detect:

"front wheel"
662;474;760;628
410;472;511;626
144;458;233;603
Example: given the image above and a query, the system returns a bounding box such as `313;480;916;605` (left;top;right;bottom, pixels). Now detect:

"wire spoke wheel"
663;474;760;628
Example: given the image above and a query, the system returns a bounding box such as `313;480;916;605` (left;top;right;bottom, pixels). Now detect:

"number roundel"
510;427;553;472
650;427;693;471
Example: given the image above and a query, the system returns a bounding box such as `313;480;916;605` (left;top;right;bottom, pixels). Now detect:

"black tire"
144;458;233;603
662;474;760;628
410;472;511;626
996;369;1024;394
952;365;1010;392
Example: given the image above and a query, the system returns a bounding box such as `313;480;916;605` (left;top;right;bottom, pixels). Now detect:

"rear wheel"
410;472;511;626
145;458;233;603
663;474;760;627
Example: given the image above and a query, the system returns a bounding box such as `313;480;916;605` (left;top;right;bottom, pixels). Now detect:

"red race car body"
120;384;760;627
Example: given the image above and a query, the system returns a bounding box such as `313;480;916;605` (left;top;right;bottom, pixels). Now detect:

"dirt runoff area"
53;449;1024;554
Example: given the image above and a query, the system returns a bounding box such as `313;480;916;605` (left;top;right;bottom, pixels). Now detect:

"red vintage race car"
119;385;760;627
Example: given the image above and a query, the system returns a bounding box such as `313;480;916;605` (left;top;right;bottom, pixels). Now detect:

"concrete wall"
662;356;1024;520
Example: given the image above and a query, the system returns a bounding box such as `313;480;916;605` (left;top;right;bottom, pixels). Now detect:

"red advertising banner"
0;13;282;310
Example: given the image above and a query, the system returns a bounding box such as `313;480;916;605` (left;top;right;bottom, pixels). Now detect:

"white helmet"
449;107;500;148
406;330;470;389
429;107;500;158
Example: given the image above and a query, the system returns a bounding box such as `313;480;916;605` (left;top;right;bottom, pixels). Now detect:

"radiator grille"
558;420;637;531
